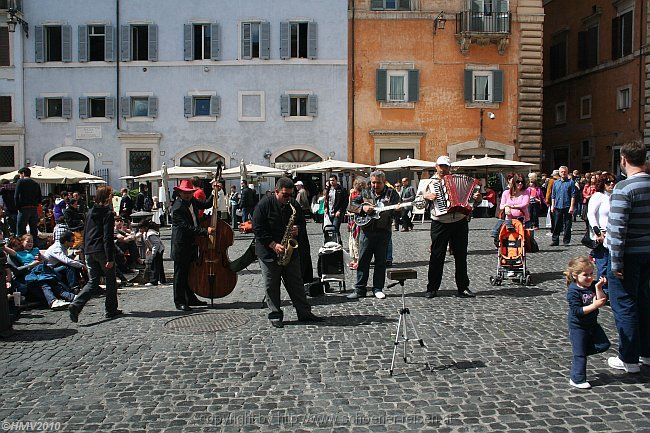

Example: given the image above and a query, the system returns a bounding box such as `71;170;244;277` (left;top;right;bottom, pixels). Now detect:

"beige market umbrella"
134;166;210;181
290;158;371;174
375;156;437;171
451;155;534;171
0;166;69;183
51;165;103;182
221;163;284;179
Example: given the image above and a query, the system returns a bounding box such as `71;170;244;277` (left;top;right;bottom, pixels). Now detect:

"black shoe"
176;304;192;311
425;291;437;299
385;261;393;267
456;289;476;298
550;242;559;247
298;313;325;323
106;309;123;319
270;320;284;328
68;305;79;323
188;299;207;307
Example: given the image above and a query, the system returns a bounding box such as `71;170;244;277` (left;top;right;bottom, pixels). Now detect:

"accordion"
428;174;480;217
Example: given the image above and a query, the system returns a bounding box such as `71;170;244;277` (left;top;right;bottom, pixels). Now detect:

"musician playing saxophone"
422;156;482;299
252;177;322;329
346;170;400;300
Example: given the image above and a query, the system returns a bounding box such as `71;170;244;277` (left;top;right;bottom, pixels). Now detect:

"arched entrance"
179;150;225;167
44;149;93;194
273;148;324;199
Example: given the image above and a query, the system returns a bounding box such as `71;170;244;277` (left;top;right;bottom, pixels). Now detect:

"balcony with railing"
455;10;511;55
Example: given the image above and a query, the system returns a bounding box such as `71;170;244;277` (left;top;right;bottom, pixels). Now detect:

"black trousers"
148;252;165;284
173;255;199;306
427;218;470;293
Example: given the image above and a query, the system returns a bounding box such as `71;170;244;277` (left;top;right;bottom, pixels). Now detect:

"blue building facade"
20;0;348;187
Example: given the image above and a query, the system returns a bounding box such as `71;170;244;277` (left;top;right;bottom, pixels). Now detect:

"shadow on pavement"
283;314;394;327
429;360;487;371
531;271;565;284
592;371;650;386
4;328;78;341
468;249;497;256
476;287;558;298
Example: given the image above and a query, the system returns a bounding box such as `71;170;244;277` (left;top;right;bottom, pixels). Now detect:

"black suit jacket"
170;196;213;261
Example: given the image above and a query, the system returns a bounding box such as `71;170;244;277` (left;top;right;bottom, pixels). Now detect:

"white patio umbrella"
51;165;103;182
375;156;437;171
119;175;136;181
134;166;210;181
451;155;535;171
78;179;106;185
0;166;69;183
221;163;284;179
290;158;371;174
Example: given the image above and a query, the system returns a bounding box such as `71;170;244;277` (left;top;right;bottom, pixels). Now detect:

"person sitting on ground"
41;230;87;290
53;191;69;223
4;234;42;269
53;216;70;243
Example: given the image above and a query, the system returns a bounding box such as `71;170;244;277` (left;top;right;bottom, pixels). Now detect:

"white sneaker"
374;290;386;299
569;380;591;389
639;357;650;366
608;356;641;373
144;282;154;287
124;271;139;281
50;299;71;310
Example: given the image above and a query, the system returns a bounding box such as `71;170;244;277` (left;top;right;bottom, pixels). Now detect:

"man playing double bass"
171;179;217;311
252;177;323;328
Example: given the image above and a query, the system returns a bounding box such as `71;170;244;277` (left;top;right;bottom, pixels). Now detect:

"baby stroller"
316;224;346;293
490;218;532;286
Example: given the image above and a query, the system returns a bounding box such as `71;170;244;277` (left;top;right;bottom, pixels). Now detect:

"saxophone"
277;204;299;266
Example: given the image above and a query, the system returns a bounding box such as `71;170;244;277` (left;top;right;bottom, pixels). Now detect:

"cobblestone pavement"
1;218;649;433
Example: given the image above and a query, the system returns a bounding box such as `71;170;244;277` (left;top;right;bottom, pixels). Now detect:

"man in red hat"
170;179;217;311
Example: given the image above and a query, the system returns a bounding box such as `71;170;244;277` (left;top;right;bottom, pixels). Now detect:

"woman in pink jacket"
500;173;531;228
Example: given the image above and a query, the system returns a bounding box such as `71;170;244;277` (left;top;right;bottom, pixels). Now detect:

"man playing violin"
171;179;217;311
347;170;400;300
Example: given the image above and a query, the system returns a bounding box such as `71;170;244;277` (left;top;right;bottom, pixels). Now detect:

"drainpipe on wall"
638;0;645;139
350;0;355;162
116;0;121;131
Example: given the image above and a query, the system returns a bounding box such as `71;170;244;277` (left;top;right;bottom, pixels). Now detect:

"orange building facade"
542;0;648;174
349;0;544;170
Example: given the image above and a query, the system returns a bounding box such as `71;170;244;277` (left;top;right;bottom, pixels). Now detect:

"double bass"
188;164;238;301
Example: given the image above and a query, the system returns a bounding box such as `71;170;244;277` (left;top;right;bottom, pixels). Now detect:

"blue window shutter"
241;23;251;59
376;69;387;101
184;96;193;117
148;24;158;61
104;25;115;61
407;70;419;102
210;23;220;60
62;25;72;62
492;70;503;103
307;94;318;116
210;95;221;117
121;97;131;118
280;22;289;59
35;26;45;63
105;97;115;118
78;25;88;62
184;24;193;61
464;70;473;102
79;97;89;119
120;25;130;61
260;22;270;60
308;22;318;59
62;97;72;119
280;95;289;117
35;98;45;119
148;96;158;118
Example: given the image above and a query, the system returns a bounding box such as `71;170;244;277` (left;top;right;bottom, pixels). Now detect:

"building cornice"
369;130;426;137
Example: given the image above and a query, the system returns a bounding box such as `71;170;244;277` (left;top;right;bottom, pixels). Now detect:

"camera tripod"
386;269;430;375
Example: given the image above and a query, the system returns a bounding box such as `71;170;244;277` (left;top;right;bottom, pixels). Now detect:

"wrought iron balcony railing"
456;11;511;34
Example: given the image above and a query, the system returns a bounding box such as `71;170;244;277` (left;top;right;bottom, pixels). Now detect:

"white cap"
436;155;451;166
295;180;304;186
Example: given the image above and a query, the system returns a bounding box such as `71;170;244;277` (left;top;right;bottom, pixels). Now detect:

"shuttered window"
578;25;598;70
464;69;503;103
88;25;105;61
612;10;633;60
549;33;567;80
371;0;411;10
0;27;9;66
241;22;270;60
281;93;318;118
121;96;157;118
0;96;11;122
45;26;62;61
131;25;148;60
376;69;419;103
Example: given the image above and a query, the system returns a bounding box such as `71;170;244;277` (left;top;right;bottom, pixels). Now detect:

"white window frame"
284;90;314;122
125;91;154;122
83;92;111;123
580;95;592;119
239;20;263;60
238;90;265;122
40;92;68;123
472;70;493;103
187;90;217;122
386;70;408;103
617;85;631;111
130;23;150;62
192;23;212;61
555;102;567;125
0;23;13;69
289;21;309;59
44;24;63;63
87;24;106;62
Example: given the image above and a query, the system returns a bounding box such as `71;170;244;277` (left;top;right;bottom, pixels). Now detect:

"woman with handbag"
585;173;616;294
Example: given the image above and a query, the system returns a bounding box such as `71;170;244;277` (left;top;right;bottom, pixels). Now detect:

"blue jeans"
386;231;393;262
606;254;650;363
569;324;610;383
356;230;390;293
16;207;39;237
552;208;572;244
491;219;504;238
590;246;609;294
241;208;252;222
53;265;79;289
39;282;75;306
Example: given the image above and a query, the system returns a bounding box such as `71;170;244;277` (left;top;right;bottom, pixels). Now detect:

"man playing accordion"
422;156;482;299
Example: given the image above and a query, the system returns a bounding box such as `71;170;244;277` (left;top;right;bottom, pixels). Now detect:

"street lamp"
478;109;496;147
6;7;28;38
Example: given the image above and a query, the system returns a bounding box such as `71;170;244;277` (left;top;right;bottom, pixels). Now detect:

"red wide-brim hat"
173;179;198;192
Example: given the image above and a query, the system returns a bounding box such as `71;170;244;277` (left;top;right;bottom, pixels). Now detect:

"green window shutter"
398;0;411;10
371;0;384;10
79;97;89;119
62;97;73;119
307;94;318;116
464;69;473;102
210;95;221;117
492;70;503;103
184;24;193;61
121;97;131;118
35;98;45;119
120;25;131;61
35;26;45;63
105;25;115;61
280;21;290;59
148;24;158;61
280;95;290;117
62;25;72;62
78;25;88;62
376;69;387;101
148;96;158;118
241;23;251;59
407;69;419;102
184;96;193;117
105;97;115;118
260;22;271;59
307;22;318;59
210;23;220;60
